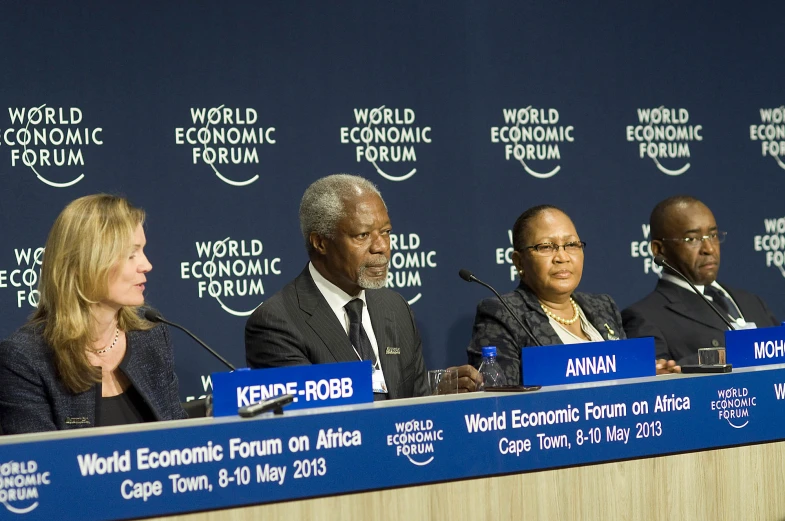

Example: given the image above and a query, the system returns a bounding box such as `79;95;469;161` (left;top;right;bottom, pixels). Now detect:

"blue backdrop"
1;1;783;400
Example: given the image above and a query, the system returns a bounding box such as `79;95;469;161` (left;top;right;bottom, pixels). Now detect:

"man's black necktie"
704;286;742;321
345;298;377;365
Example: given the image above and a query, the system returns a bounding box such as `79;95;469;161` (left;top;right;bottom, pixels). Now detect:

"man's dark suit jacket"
245;265;429;400
0;322;187;435
467;282;626;386
622;279;779;365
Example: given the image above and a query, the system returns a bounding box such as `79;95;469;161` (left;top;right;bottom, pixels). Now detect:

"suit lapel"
295;267;358;363
572;293;616;340
63;384;99;429
367;291;399;398
657;280;727;331
515;284;563;346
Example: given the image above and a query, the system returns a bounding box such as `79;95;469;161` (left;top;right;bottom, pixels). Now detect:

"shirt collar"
661;272;725;296
309;262;367;312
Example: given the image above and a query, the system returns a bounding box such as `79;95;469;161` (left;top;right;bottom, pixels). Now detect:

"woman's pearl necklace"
540;298;579;325
93;327;120;355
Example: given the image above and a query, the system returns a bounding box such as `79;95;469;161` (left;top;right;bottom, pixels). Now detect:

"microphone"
458;269;542;346
653;255;735;330
144;308;237;371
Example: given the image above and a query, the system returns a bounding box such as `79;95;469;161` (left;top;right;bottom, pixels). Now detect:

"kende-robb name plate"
211;361;373;417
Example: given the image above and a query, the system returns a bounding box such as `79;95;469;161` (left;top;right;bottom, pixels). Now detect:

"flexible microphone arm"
144;308;237;371
653;255;735;330
459;269;542;346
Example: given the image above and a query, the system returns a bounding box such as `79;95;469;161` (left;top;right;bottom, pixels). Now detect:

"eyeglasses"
523;241;586;256
659;231;727;248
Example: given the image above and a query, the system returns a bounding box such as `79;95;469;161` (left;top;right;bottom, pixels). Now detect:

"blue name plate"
521;337;655;386
725;325;785;368
211;361;374;417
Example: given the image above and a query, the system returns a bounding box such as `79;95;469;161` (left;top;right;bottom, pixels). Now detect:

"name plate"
211;361;374;417
521;337;655;386
725;325;785;368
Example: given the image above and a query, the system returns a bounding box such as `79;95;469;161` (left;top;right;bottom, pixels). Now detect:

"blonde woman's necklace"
540;298;579;325
94;327;120;355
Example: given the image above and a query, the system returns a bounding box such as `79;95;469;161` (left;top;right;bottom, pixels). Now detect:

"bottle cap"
482;346;497;357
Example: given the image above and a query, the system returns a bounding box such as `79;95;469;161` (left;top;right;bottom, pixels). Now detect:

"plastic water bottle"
478;346;505;390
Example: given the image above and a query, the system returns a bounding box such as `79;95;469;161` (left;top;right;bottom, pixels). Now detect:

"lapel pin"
604;324;619;340
386;347;400;355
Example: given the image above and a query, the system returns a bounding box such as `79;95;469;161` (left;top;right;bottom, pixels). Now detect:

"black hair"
649;195;702;239
512;204;565;250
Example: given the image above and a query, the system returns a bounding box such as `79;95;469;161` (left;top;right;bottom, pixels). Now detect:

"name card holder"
521;337;655;386
211;361;374;417
725;325;785;368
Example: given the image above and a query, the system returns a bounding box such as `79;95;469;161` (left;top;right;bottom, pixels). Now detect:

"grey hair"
299;174;385;254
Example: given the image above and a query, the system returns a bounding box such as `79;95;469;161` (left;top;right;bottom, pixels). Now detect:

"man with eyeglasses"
622;195;778;373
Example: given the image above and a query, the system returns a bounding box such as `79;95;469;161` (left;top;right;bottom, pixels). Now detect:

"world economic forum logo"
629;223;663;277
493;229;517;282
179;237;283;316
710;386;756;429
386;419;444;466
2;104;103;187
386;232;437;305
0;246;44;309
340;105;432;182
174;105;277;186
753;216;785;279
626;106;702;176
749;107;785;171
0;460;51;514
490;106;575;179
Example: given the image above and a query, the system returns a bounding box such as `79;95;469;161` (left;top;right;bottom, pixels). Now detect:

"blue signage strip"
210;361;374;417
521;337;655;386
2;366;785;521
726;325;785;368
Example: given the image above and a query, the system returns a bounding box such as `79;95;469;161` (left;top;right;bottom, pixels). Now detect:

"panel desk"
2;365;785;521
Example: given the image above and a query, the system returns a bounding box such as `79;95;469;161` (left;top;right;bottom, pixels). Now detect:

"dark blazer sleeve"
467;297;528;386
245;299;313;368
0;338;58;434
158;325;189;421
397;293;428;398
607;295;628;340
755;294;779;327
587;293;627;340
622;307;670;361
121;323;188;423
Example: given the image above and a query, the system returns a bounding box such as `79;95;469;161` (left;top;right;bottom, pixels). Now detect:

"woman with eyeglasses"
467;205;626;385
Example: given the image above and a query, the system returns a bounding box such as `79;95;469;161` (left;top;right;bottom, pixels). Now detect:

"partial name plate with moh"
210;361;374;417
522;337;655;386
726;324;785;368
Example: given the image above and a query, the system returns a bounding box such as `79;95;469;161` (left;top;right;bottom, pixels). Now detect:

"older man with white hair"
245;174;480;399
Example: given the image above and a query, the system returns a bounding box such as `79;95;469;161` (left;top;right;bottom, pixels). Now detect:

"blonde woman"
0;195;187;434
